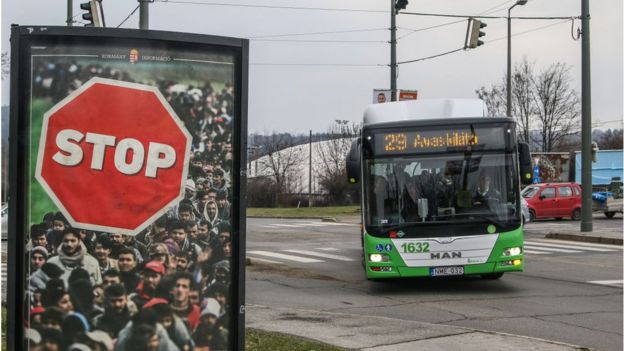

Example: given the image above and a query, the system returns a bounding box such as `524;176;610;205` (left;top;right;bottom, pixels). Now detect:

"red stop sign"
35;78;191;235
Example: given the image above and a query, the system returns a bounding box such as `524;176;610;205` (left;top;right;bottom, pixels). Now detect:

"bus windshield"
364;152;520;235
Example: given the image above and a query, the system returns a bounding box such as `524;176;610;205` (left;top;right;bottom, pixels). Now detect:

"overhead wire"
248;27;388;39
250;63;386;67
156;0;388;13
117;4;141;28
252;38;386;43
400;12;579;20
398;18;573;65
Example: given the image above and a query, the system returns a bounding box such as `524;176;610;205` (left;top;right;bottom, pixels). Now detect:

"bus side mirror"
518;142;532;185
346;139;360;184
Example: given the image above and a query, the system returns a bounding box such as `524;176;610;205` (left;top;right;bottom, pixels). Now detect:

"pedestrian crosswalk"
260;221;354;229
587;280;624;289
248;248;355;264
247;240;622;267
524;239;622;255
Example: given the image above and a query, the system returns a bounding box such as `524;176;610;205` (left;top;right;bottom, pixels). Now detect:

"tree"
532;62;580;152
256;132;304;196
596;128;623;150
1;52;9;80
476;59;536;143
511;59;537;144
476;59;580;151
316;120;360;204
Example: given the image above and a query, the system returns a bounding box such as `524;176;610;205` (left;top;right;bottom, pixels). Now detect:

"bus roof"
363;99;488;126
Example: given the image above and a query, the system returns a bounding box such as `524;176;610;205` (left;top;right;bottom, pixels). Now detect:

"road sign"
35;77;192;235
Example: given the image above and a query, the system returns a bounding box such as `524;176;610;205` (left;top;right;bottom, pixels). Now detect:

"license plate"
430;266;464;277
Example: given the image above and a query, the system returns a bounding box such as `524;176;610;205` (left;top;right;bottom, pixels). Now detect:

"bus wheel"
481;273;504;280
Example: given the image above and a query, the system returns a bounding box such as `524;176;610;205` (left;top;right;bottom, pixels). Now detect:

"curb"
247;216;359;223
246;304;591;351
545;233;623;246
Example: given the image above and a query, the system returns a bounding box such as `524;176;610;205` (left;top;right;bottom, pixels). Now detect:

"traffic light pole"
139;0;149;29
390;1;397;101
67;0;73;26
580;0;593;232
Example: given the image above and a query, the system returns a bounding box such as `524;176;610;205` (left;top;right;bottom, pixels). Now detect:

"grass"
246;206;360;218
246;329;345;351
2;306;5;351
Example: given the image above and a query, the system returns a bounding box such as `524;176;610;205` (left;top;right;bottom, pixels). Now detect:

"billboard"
8;26;248;351
373;89;418;104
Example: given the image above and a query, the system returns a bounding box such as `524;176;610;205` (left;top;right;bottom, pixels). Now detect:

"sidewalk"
246;304;590;351
531;214;623;246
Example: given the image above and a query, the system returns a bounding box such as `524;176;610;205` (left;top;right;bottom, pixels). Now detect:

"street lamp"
507;0;528;117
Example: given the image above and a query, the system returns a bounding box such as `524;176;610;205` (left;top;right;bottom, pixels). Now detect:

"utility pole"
67;0;73;26
139;0;149;29
507;1;528;117
580;0;592;232
309;130;312;207
390;0;397;101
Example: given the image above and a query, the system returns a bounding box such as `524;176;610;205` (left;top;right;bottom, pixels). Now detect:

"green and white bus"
346;99;533;280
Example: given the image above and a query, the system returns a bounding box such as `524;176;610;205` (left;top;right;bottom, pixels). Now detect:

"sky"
1;0;622;134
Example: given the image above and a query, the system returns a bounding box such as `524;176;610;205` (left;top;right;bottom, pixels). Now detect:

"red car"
521;183;582;221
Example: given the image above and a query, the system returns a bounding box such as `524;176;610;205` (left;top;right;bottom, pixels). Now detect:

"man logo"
431;251;462;259
129;48;139;64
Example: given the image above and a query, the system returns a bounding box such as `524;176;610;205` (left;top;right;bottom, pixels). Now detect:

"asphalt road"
246;217;623;351
1;217;621;350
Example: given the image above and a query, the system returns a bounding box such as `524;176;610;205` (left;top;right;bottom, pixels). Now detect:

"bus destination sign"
376;130;479;154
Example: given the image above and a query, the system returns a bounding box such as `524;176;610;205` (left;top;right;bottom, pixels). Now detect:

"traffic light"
467;19;487;48
395;0;409;12
80;0;103;27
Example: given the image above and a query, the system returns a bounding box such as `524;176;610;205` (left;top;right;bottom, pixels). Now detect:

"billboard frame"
8;25;248;351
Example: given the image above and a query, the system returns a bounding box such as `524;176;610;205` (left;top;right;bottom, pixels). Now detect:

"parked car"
521;183;582;221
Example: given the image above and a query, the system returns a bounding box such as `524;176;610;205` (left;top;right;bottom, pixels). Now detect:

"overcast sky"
1;0;622;133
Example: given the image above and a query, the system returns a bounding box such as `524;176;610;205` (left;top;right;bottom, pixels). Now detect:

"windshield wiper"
451;213;508;228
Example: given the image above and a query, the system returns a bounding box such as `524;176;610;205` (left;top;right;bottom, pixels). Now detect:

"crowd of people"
26;59;238;351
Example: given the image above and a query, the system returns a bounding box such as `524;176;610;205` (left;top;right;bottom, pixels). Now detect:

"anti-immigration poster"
8;26;248;351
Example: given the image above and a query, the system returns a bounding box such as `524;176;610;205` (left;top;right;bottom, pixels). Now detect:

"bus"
346;99;533;280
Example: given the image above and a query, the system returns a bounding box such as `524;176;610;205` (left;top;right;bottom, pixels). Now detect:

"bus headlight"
369;254;389;262
503;247;522;256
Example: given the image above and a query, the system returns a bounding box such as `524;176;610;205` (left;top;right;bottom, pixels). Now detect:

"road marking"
523;245;581;253
525;240;616;252
247;250;324;263
587;280;623;288
523;249;550;255
530;239;624;250
247;256;283;265
260;221;353;229
321;222;353;226
283;249;355;261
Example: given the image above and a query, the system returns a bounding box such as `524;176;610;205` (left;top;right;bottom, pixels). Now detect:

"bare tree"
476;84;506;117
532;62;580;152
1;52;9;80
316;120;360;204
476;58;536;144
596;129;623;150
476;59;580;151
511;59;537;144
257;133;304;194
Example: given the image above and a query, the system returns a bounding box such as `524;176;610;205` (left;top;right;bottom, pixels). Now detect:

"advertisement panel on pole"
373;89;418;103
8;26;248;351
